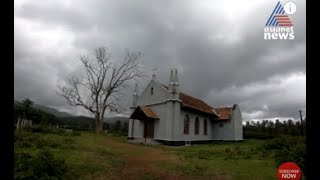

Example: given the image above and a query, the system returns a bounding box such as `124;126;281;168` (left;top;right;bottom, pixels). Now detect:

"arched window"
151;87;154;95
184;114;189;134
204;119;207;135
195;117;199;135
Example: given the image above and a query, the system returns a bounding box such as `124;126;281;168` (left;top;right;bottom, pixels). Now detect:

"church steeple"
168;69;179;99
132;83;138;106
174;69;179;82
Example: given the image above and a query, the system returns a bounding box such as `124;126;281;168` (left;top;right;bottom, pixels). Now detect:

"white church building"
128;69;243;145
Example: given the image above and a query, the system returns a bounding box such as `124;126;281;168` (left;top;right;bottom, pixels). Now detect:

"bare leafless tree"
57;47;143;133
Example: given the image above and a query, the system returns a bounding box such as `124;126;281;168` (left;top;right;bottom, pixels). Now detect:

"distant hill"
31;104;74;117
14;100;128;125
31;104;129;122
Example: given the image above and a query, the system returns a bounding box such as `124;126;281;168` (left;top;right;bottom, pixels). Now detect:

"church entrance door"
144;120;154;138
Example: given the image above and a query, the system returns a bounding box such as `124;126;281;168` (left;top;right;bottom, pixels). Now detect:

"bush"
109;131;127;137
234;145;243;155
224;150;237;160
260;135;306;175
258;149;269;159
25;125;49;133
196;150;213;159
14;131;38;148
244;153;252;159
14;131;60;149
244;131;274;139
273;142;306;175
72;131;81;136
24;125;82;137
24;125;65;134
14;149;71;180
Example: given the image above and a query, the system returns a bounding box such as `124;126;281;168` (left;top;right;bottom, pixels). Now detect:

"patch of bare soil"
100;138;231;180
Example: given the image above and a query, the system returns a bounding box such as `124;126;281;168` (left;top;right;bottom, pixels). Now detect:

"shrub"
14;149;71;180
71;131;81;136
196;150;213;159
234;145;240;151
63;137;74;144
182;152;195;159
109;131;127;137
24;125;82;137
260;135;306;175
25;125;49;133
14;131;61;149
244;153;252;159
250;147;256;153
24;125;65;134
14;131;38;148
273;142;306;175
244;131;274;139
258;149;269;159
234;145;243;155
224;149;237;160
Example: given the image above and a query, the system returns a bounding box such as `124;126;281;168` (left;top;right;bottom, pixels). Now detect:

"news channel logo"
264;1;296;40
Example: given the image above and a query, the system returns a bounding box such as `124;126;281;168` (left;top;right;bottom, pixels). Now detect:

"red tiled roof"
179;92;218;116
161;84;218;117
130;106;159;120
215;107;232;120
141;106;159;119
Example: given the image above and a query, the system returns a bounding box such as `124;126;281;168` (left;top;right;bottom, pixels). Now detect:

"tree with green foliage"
244;118;306;139
15;98;35;129
22;98;34;119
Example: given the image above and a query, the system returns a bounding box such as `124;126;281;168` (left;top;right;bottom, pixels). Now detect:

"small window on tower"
151;87;154;95
219;123;224;128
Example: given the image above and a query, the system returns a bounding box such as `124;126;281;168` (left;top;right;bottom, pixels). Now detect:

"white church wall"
211;105;243;141
212;120;234;140
130;78;169;139
128;118;133;138
137;80;168;106
147;103;169;140
176;110;214;141
232;104;243;140
129;69;243;143
132;119;144;138
172;100;181;141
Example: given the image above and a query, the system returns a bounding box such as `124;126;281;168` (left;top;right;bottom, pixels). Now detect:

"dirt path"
100;138;231;180
100;138;192;180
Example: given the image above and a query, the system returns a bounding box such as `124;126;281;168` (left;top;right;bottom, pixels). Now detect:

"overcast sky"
14;0;306;122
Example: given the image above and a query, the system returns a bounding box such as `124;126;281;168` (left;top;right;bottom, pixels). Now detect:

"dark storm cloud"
14;0;306;120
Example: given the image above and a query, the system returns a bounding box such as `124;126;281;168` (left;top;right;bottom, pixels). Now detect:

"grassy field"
156;141;277;179
14;128;279;180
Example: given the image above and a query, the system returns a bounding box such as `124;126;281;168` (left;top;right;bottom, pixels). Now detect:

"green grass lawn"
14;128;279;180
152;140;277;179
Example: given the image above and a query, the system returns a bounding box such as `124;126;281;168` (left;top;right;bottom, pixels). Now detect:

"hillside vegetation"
14;98;306;179
14;99;128;133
